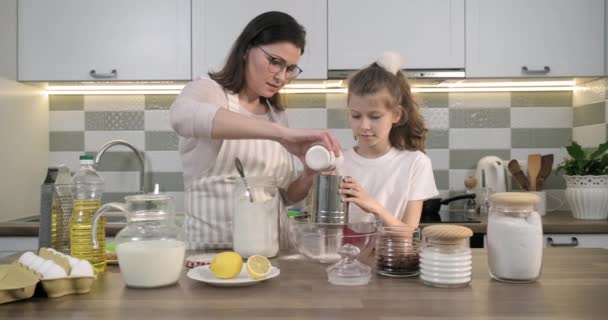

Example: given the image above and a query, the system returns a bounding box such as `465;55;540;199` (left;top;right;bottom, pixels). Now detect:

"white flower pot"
564;175;608;220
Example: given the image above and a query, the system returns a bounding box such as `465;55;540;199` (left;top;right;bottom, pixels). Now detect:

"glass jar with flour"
233;177;280;258
487;192;542;283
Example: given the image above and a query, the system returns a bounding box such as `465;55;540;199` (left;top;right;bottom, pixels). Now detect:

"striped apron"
184;93;296;250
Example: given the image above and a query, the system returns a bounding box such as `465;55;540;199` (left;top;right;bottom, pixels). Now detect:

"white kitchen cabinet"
192;0;327;79
18;0;191;81
328;0;464;71
466;0;604;77
544;234;608;249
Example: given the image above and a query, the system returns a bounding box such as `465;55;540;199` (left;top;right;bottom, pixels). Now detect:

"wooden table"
1;248;607;319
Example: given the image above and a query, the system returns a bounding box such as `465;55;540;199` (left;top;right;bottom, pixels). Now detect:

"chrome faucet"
95;140;146;194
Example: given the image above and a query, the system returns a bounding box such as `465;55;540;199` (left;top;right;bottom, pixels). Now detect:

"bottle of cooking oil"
70;155;106;273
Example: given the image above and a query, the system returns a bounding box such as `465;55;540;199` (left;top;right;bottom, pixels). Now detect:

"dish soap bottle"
69;155;106;273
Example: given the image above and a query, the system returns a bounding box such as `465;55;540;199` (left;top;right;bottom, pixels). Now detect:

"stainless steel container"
311;175;349;224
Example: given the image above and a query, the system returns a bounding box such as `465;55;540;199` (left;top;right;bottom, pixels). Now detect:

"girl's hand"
339;176;381;214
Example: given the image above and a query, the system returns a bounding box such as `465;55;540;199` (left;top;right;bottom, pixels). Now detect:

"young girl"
339;52;438;228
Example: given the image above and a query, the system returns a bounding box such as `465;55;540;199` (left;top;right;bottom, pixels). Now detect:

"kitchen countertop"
3;210;608;236
1;248;607;319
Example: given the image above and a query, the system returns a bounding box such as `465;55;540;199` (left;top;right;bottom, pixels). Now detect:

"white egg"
67;256;80;268
42;264;68;279
29;257;46;271
38;260;58;275
18;251;37;266
70;260;94;277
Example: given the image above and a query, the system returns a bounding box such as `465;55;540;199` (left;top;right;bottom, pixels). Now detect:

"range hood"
328;69;466;80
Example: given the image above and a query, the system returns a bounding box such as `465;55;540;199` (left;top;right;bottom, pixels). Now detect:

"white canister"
487;192;543;283
305;145;343;172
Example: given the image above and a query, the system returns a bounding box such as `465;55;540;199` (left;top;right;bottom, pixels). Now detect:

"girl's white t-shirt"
341;147;439;223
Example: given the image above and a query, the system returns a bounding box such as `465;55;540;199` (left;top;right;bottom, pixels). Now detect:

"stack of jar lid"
419;225;473;288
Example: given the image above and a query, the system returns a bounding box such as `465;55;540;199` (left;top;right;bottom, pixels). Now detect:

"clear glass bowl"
288;216;378;264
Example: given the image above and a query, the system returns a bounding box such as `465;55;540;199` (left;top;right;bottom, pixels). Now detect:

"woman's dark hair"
347;63;427;152
209;11;306;111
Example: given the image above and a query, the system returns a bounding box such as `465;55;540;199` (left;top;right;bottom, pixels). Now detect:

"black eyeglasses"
258;47;303;80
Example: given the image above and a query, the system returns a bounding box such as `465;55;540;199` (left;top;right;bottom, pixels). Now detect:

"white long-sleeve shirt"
170;77;290;187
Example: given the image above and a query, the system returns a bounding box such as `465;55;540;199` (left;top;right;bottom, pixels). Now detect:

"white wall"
0;0;49;221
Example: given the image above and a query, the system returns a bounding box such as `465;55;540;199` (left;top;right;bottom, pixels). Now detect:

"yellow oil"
70;199;106;273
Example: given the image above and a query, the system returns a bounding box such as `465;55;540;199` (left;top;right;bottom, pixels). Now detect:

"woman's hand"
339;176;381;214
277;127;341;159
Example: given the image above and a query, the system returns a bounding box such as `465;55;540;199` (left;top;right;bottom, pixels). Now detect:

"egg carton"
0;248;96;303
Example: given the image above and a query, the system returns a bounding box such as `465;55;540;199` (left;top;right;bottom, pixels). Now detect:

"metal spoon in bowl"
234;157;254;202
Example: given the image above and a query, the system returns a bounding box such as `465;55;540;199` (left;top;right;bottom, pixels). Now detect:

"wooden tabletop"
2;248;607;319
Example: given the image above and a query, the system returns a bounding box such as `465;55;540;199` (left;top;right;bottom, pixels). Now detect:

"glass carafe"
91;194;185;288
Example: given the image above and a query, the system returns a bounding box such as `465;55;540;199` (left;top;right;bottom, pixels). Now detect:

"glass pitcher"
91;194;185;288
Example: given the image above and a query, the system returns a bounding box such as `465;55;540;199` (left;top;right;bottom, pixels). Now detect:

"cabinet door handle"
521;66;550;74
547;237;579;247
90;69;117;78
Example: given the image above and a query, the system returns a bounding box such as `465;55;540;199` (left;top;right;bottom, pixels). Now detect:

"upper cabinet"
192;0;327;80
328;0;465;70
466;0;605;78
18;0;191;81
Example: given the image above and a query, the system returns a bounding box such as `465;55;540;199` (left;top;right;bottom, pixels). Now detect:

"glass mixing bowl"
288;215;378;265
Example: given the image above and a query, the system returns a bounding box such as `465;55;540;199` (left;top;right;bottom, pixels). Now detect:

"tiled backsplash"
48;80;608;212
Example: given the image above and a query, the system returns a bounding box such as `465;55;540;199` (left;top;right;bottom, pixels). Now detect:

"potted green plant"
556;141;608;220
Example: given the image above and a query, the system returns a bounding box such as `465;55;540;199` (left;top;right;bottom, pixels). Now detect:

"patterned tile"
331;129;356;149
573;102;605;127
449;108;510;128
512;128;572;148
511;107;572;128
48;151;83;173
426;130;449;149
326;93;347;109
145;131;179;151
92;151;146;172
433;170;449;190
101;171;141;192
84;131;145;152
426;149;449;170
448;92;510;108
284;93;326;108
421;108;449;130
49;132;84;151
450;150;511;170
415;93;449;108
286;109;327;129
49;95;84;111
327;109;349;129
145;110;172;131
84;95;145;111
145;151;183;172
449;128;510;149
85;111;144;131
573;78;606;106
511;92;572;108
145;95;177;110
146;172;184;192
448;169;477;190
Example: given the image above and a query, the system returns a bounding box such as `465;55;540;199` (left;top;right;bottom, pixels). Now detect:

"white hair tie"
376;51;403;74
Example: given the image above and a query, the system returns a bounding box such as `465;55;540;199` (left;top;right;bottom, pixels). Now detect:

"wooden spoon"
527;154;542;191
536;154;554;191
507;159;529;191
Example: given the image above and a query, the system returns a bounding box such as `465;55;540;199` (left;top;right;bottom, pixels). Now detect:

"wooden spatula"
536;154;554;191
527;154;542;191
508;159;529;191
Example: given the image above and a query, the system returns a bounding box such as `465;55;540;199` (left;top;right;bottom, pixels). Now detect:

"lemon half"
209;251;243;279
246;255;272;279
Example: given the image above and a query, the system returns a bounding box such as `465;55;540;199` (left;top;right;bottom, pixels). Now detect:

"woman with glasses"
170;11;340;250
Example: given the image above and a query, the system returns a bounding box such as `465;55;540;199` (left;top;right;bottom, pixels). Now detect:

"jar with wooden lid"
419;225;473;288
487;192;542;283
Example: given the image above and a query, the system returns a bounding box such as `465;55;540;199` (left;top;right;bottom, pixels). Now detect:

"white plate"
186;263;280;287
